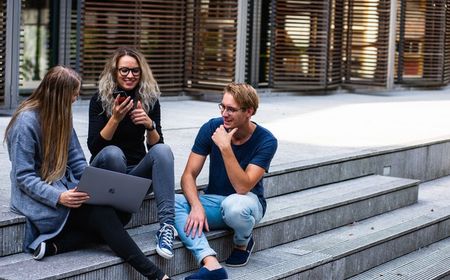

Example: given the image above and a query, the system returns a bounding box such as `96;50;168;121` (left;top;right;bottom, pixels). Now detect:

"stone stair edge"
173;205;450;280
0;175;422;279
349;236;450;280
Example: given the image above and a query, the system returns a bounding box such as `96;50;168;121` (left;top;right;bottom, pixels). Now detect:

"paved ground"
2;88;450;208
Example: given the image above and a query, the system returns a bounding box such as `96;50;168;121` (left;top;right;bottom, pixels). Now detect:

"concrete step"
1;138;422;258
3;134;450;257
174;203;450;279
0;175;418;279
172;176;450;280
348;237;450;280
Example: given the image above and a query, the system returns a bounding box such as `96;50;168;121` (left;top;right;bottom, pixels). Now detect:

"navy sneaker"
185;267;228;280
225;237;255;267
33;242;47;260
155;223;178;259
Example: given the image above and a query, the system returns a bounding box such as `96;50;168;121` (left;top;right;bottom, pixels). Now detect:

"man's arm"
212;125;266;194
222;149;265;194
180;152;209;237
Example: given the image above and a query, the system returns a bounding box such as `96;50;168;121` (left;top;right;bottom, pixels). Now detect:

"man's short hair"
224;83;259;115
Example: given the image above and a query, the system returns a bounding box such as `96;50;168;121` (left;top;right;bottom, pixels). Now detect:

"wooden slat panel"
184;0;238;91
342;0;391;87
0;0;6;104
395;0;447;85
271;0;332;90
445;4;450;84
80;0;186;96
326;0;344;86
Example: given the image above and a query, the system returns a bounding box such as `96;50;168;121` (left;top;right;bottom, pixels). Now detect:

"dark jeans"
50;204;164;280
90;144;175;226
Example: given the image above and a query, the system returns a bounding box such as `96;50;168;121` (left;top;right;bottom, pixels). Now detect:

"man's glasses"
218;103;245;114
118;67;141;77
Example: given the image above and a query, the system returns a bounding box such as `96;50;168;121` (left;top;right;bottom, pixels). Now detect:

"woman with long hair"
87;47;176;259
5;66;170;280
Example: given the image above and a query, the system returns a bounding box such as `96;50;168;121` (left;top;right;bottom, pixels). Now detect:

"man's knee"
221;194;250;220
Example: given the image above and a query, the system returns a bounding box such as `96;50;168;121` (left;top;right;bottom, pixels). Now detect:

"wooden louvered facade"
342;0;391;87
184;0;238;92
0;1;5;105
79;0;186;96
2;0;450;109
396;0;449;86
445;1;450;84
270;0;332;90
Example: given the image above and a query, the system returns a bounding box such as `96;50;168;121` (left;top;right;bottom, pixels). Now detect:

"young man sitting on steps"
174;83;278;279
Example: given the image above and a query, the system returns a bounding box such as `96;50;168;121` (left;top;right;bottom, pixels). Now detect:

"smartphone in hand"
113;90;128;104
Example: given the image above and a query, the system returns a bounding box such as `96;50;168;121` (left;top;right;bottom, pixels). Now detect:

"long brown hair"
98;47;160;116
5;66;81;183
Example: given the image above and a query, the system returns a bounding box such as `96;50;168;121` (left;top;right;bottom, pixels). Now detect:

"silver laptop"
77;166;151;213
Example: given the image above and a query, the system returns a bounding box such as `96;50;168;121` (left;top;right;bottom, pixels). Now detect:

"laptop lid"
77;166;151;213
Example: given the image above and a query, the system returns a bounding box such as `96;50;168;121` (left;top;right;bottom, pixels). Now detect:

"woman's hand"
58;188;90;208
130;101;153;129
111;96;133;122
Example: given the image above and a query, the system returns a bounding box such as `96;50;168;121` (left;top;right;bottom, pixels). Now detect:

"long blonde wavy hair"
97;47;160;116
5;66;81;183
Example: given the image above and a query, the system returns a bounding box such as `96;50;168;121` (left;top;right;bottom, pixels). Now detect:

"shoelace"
159;224;175;248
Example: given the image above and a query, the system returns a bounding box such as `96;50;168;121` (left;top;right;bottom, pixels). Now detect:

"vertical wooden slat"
343;0;391;87
271;0;331;90
184;0;238;92
70;0;83;75
0;0;6;104
328;0;344;86
81;0;186;96
444;3;450;84
395;0;447;86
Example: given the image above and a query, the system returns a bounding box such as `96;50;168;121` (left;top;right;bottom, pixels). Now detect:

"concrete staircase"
1;140;450;279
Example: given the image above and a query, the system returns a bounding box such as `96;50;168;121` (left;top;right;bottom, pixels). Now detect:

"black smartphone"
113;90;128;104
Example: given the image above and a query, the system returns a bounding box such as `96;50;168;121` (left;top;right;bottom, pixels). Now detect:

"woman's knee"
148;143;174;162
92;145;126;172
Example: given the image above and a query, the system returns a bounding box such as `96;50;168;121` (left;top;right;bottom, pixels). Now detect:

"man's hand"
211;125;237;150
184;205;210;238
58;188;90;208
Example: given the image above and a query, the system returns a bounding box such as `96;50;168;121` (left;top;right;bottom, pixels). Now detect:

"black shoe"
33;242;46;260
225;237;255;267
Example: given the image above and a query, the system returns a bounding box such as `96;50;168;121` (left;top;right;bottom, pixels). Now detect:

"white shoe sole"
33;242;46;260
156;245;174;259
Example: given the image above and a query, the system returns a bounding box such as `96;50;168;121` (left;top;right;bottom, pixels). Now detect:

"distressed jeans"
174;192;263;264
90;144;175;226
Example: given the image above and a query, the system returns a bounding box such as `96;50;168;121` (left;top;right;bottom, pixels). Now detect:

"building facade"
1;0;449;109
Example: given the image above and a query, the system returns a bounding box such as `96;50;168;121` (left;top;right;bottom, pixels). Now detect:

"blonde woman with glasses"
87;47;177;260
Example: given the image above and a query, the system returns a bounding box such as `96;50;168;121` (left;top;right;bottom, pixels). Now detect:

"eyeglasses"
118;67;141;77
218;103;245;114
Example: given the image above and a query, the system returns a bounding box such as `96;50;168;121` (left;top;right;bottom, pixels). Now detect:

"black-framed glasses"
218;103;245;114
118;67;141;77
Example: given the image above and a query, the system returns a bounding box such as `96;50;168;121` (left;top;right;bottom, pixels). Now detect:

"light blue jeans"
174;192;263;264
90;144;175;226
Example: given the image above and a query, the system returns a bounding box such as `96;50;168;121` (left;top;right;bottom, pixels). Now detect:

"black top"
87;89;164;166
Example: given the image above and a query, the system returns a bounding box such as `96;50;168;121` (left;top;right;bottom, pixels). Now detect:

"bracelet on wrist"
147;120;156;132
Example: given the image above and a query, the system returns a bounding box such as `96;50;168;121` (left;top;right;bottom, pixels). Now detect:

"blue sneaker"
225;237;255;267
185;267;228;280
155;223;178;259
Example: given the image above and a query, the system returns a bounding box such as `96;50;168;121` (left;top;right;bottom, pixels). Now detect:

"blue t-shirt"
192;117;278;214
